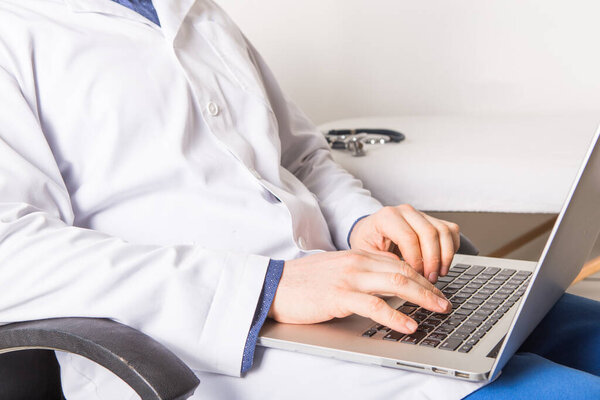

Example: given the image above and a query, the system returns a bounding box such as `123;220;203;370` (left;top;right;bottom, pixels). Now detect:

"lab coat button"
207;102;220;116
298;236;307;250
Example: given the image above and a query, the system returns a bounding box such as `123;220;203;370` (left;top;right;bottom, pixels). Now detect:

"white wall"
217;0;600;124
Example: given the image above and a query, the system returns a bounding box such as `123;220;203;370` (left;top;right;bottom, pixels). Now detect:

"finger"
356;254;446;299
393;206;442;283
442;220;461;252
343;291;418;334
376;208;424;274
349;271;452;314
369;249;401;261
422;215;456;275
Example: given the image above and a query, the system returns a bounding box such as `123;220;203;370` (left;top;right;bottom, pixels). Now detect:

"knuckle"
388;309;403;326
345;250;366;265
438;225;451;236
400;262;417;277
419;286;434;301
391;272;408;288
447;222;460;233
399;204;415;212
368;297;386;314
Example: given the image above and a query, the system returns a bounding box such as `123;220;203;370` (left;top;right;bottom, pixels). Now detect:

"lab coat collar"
63;0;198;41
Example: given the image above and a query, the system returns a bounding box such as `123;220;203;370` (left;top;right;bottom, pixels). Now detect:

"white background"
217;0;600;124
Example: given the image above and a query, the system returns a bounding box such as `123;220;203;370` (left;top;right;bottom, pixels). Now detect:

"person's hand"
348;205;461;283
268;250;452;334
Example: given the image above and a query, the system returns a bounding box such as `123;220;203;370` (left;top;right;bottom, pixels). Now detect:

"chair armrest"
0;318;199;400
457;233;479;256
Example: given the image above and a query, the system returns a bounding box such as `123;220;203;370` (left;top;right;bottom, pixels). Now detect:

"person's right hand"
268;250;452;334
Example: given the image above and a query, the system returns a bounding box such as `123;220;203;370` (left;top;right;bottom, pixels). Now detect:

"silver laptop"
258;124;600;381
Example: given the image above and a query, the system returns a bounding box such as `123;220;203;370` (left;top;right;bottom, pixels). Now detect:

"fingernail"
428;272;438;283
405;320;418;332
438;297;450;311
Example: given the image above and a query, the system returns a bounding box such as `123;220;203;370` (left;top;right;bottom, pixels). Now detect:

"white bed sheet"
321;116;599;213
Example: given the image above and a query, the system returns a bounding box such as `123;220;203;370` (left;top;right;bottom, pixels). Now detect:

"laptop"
258;124;600;381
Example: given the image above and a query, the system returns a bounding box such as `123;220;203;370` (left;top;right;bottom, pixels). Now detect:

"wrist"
347;214;370;248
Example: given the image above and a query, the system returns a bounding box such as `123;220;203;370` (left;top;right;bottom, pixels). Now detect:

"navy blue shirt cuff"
347;214;370;249
241;259;285;373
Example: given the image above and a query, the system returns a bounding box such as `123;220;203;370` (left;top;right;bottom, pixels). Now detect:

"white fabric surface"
59;347;485;400
321;116;599;213
0;1;484;400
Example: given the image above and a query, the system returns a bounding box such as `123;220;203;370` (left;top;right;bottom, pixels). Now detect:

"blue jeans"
464;293;600;399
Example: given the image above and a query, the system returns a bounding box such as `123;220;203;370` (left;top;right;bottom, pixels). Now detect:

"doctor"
1;1;599;399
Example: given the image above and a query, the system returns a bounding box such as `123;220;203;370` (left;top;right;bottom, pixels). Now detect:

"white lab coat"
0;0;484;398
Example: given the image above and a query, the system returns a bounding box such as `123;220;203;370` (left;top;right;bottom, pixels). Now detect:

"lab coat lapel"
63;0;158;28
152;0;198;42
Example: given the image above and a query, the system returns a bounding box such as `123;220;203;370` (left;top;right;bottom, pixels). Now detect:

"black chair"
0;318;199;400
0;234;477;400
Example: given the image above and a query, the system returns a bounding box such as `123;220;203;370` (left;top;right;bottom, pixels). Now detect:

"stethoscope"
324;128;405;156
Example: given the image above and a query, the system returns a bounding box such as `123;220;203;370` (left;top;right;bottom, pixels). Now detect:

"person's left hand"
348;205;461;283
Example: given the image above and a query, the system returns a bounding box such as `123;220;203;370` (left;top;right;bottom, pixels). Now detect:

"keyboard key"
471;330;486;340
484;267;501;274
375;324;390;332
397;305;417;314
455;308;474;316
468;298;485;305
482;322;495;332
467;317;485;326
458;344;473;353
461;303;479;310
452;264;470;271
450;331;470;340
458;324;477;334
434;326;454;334
451;296;468;305
449;314;467;322
413;313;428;323
473;310;490;319
435;281;448;290
419;324;436;333
480;305;496;313
497;269;516;277
454;278;470;286
362;329;377;337
429;333;448;341
439;339;463;351
401;331;427;344
383;331;405;341
420;339;441;348
469;266;485;274
444;319;462;327
484;283;501;290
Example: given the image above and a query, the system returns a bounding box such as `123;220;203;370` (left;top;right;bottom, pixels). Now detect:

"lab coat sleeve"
245;42;383;250
0;66;267;377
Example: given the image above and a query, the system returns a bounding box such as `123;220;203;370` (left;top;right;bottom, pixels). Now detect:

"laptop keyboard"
362;264;532;353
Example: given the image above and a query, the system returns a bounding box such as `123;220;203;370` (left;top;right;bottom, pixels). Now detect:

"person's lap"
465;293;600;399
60;294;599;399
